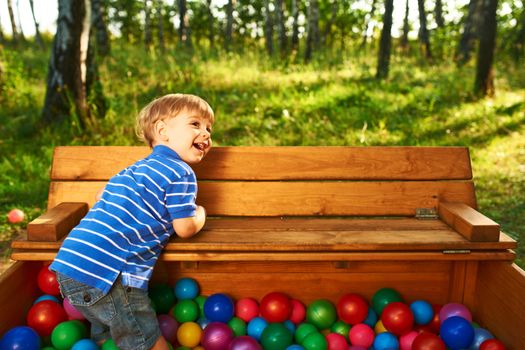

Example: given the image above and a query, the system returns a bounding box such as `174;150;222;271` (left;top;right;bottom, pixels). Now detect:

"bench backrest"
47;146;476;217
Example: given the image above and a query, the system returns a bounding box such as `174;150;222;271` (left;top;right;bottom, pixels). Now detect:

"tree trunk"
291;0;299;51
400;0;410;50
207;0;214;48
178;0;191;48
42;0;101;127
144;0;153;49
156;0;165;52
7;0;19;42
264;0;274;56
91;0;110;56
276;0;287;56
323;1;338;49
361;0;377;48
225;0;234;51
376;0;394;79
435;0;445;28
417;0;432;59
474;0;498;97
304;0;319;62
456;0;480;65
28;0;44;48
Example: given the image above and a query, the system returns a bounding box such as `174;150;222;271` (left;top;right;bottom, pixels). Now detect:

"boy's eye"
206;127;212;133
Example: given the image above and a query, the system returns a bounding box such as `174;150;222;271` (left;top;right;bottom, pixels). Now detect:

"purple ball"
157;314;178;344
229;336;262;350
202;322;234;350
439;303;472;322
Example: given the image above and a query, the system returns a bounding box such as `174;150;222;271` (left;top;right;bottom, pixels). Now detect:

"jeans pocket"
57;275;106;308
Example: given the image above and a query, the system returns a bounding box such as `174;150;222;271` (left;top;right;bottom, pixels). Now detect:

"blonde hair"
136;93;215;147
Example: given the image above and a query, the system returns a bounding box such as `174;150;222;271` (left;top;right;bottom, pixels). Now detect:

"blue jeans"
56;273;161;350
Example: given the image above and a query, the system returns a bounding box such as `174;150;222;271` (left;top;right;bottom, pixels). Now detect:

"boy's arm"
172;205;207;239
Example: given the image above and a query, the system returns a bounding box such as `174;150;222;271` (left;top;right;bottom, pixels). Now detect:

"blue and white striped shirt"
50;145;198;294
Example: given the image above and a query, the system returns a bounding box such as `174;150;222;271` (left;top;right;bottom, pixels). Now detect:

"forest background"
0;0;524;270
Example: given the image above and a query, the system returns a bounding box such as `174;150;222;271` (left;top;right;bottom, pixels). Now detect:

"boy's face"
157;110;213;164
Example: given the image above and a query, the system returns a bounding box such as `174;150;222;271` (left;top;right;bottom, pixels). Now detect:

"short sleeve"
164;174;197;220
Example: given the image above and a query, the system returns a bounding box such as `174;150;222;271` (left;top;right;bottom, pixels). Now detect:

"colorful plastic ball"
37;264;60;296
374;319;388;334
149;284;175;314
101;339;119;350
174;277;199;300
479;339;506;350
371;288;403;315
71;339;99;350
204;293;235;323
347;347;367;350
301;332;327;350
228;316;247;336
439;303;472;323
330;320;350;340
306;299;337;330
194;295;207;318
158;314;179;344
427;304;442;334
260;292;292;323
173;299;200;322
399;330;418;350
197;316;211;329
440;316;475;350
412;332;446;350
289;299;306;324
34;294;61;304
229;335;263;350
69;319;89;338
27;299;68;337
7;208;24;223
0;326;41;350
325;332;347;350
363;307;378;328
286;346;305;350
337;293;368;325
247;317;269;341
177;321;202;348
373;332;399;350
381;301;414;336
63;298;85;321
468;328;494;350
51;320;84;350
201;321;234;350
260;322;294;350
348;323;375;349
410;300;433;325
236;297;259;322
295;323;318;344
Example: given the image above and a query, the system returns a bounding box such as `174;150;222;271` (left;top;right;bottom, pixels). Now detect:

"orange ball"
177;322;202;348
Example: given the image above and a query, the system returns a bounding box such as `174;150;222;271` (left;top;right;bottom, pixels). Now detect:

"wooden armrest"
27;202;88;242
438;201;500;242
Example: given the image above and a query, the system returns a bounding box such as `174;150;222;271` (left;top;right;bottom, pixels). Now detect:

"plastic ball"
295;323;318;344
380;301;414;336
336;293;368;325
194;295;207;318
260;292;292;323
71;339;99;350
325;332;347;350
373;332;399;350
235;297;259;322
101;339;119;350
149;284;175;314
0;326;41;350
306;299;337;330
286;346;305;350
229;335;263;350
371;288;403;315
399;330;418;350
7;208;25;223
330;320;350;340
177;322;202;348
363;307;378;327
51;320;84;350
301;331;327;350
158;314;179;344
37;264;60;296
412;332;446;350
63;298;85;320
289;299;306;324
172;299;199;322
348;323;375;349
34;294;61;304
427;304;442;334
468;328;494;350
440;316;475;350
174;277;199;300
27;299;68;337
347;347;367;350
204;293;235;323
374;319;387;334
479;339;506;350
439;303;472;323
247;317;269;341
283;320;296;334
201;321;234;350
410;300;434;325
260;322;294;350
228;316;247;336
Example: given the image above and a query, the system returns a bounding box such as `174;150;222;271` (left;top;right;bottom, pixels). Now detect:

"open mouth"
193;142;207;152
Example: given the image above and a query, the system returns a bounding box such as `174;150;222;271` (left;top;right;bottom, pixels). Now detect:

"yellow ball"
193;347;205;350
177;322;202;348
374;319;387;334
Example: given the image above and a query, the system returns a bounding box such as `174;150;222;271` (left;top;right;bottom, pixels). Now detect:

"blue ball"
363;307;378;328
34;294;61;304
410;300;434;325
0;326;41;350
174;277;199;300
286;345;304;350
373;332;399;350
467;327;494;350
203;293;234;322
247;316;268;341
440;316;475;350
71;339;99;350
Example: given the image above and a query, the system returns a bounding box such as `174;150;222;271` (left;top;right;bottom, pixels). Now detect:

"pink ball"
399;330;418;350
235;298;259;322
228;335;263;350
439;303;472;322
326;332;348;350
7;208;24;223
63;297;85;320
158;314;179;344
348;323;375;348
289;299;306;324
348;347;367;350
202;321;234;350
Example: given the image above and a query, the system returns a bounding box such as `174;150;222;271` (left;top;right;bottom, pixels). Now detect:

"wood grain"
439;201;500;241
27;202;88;241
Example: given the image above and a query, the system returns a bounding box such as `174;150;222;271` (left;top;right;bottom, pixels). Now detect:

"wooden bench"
2;146;525;348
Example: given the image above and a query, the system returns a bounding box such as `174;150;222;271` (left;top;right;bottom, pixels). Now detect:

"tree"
456;0;480;65
28;0;44;49
178;0;191;48
361;0;377;48
7;0;19;42
225;0;234;51
206;0;214;48
435;0;445;28
305;0;320;62
156;0;165;52
376;0;394;79
144;0;153;49
400;0;410;50
474;0;498;97
291;0;299;51
15;0;26;41
264;0;274;56
417;0;432;59
276;0;287;56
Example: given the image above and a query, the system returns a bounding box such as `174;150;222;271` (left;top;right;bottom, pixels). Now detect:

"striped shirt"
50;145;198;294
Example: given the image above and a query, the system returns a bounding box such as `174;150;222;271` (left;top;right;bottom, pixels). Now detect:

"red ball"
326;332;348;350
428;304;442;333
289;299;306;324
381;302;414;336
235;298;259;322
337;293;369;325
27;300;68;337
480;339;506;350
412;332;446;350
37;264;60;296
259;292;292;323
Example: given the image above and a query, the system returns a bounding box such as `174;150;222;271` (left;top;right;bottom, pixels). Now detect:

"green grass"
1;42;524;267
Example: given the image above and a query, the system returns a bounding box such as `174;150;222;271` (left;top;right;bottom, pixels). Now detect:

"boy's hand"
172;205;207;238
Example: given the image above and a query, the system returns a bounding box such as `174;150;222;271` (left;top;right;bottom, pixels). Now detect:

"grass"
1;41;524;267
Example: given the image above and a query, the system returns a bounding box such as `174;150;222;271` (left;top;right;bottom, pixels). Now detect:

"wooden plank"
27;202;88;241
48;180;478;214
439;202;500;242
51;146;473;181
474;262;525;350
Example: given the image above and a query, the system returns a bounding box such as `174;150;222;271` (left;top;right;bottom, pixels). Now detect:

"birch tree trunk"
400;0;410;50
474;0;498;97
264;0;274;56
376;0;394;79
291;0;299;51
457;0;480;65
304;0;319;62
361;0;376;48
435;0;445;28
178;0;191;48
28;0;44;48
7;0;19;42
417;0;432;59
276;0;287;56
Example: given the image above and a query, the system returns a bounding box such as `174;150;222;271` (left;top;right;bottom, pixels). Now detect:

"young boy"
50;93;214;350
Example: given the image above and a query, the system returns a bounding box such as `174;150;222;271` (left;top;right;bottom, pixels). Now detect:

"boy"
50;93;214;350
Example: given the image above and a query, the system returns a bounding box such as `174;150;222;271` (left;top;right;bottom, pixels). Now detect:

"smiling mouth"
193;142;207;152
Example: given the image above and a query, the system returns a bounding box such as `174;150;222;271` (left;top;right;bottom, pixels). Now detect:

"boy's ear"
154;120;168;141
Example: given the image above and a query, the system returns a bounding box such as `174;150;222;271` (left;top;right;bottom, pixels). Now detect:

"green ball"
371;287;403;315
260;323;293;350
172;299;199;322
306;299;337;330
330;320;351;340
101;339;119;350
302;332;327;350
42;347;57;350
69;320;88;338
194;295;207;318
295;323;318;344
149;284;175;313
228;316;247;336
51;321;84;350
